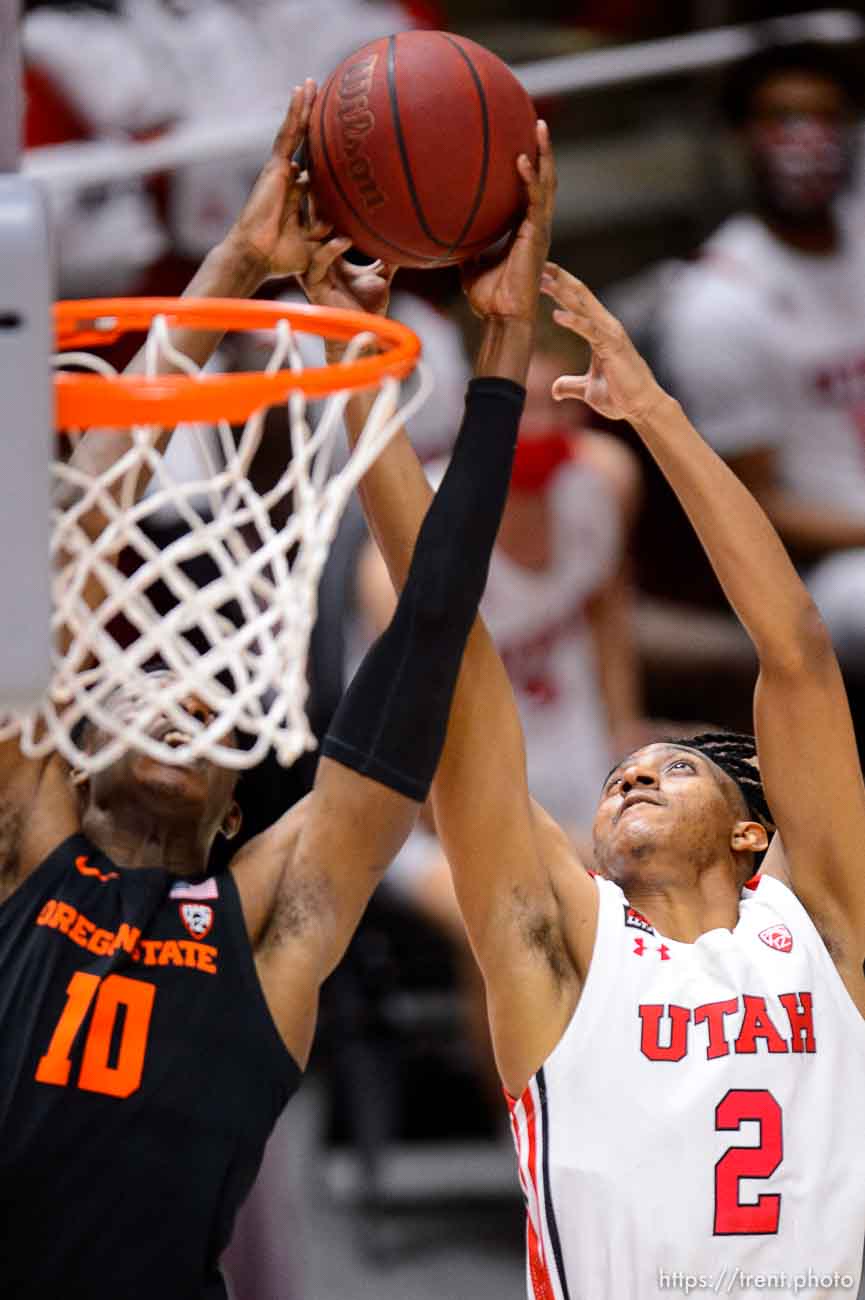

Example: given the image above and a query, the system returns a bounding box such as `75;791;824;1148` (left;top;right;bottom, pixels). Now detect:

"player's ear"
730;820;769;855
220;800;242;841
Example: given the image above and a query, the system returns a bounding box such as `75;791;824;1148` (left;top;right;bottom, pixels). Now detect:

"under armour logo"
633;937;671;960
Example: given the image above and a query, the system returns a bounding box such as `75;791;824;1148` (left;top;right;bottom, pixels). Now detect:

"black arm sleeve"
321;376;525;801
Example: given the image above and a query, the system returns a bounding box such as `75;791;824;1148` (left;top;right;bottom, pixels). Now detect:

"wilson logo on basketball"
179;903;214;940
759;925;793;953
337;55;387;211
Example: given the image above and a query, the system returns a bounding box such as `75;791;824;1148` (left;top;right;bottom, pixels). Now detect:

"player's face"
84;673;239;825
592;743;740;881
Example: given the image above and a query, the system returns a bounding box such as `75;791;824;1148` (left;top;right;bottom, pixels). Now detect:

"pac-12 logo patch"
624;904;654;935
759;924;793;953
179;903;214;940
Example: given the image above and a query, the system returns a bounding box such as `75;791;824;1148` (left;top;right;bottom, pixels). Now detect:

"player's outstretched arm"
247;220;542;1066
299;126;598;1098
543;264;865;1004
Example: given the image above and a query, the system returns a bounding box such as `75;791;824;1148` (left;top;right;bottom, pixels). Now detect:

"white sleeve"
659;274;786;460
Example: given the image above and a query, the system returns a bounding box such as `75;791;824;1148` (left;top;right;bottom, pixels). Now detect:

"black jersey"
0;832;301;1300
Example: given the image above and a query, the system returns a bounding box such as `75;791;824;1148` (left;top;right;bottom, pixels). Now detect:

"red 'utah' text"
639;993;816;1061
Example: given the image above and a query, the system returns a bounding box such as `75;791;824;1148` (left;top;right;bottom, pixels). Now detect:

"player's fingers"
551;373;590;402
305;236;352;284
306;188;323;231
542;265;619;344
535;120;556;206
517;151;538;197
550;307;591;342
275;79;317;158
541;262;585;310
273;86;304;157
285;162;302;214
518;128;554;236
295;177;332;237
301;182;333;238
299;77;316;131
542;262;612;323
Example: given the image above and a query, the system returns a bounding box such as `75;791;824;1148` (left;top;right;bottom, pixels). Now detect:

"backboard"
0;0;53;710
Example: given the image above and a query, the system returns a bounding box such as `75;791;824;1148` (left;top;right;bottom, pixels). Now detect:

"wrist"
475;316;535;385
206;236;271;297
629;385;679;433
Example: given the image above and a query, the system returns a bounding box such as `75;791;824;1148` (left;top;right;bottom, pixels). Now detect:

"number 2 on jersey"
714;1088;782;1234
36;971;155;1098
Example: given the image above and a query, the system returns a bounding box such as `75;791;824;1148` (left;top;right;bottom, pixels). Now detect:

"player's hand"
541;264;667;424
300;240;397;360
301;241;397;318
222;80;332;281
461;119;555;323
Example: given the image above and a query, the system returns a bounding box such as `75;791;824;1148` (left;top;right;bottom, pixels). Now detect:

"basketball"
307;31;537;268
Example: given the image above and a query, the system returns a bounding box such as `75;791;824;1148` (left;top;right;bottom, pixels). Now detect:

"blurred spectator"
658;41;865;699
129;0;416;260
23;2;169;295
22;0;419;293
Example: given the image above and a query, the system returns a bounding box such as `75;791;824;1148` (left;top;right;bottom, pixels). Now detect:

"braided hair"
672;731;774;833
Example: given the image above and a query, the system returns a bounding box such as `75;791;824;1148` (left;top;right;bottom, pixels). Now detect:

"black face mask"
749;115;852;224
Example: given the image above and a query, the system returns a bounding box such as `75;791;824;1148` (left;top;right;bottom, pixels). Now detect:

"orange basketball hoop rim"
54;297;421;429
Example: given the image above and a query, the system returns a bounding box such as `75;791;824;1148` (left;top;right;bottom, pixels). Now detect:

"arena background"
8;2;865;1297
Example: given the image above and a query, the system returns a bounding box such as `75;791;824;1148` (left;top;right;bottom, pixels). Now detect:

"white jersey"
508;873;865;1300
660;210;865;517
480;452;621;827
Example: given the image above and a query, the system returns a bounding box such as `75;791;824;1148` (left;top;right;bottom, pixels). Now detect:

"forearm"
633;391;822;664
128;235;268;376
338;368;432;593
323;376;525;800
474;317;534;385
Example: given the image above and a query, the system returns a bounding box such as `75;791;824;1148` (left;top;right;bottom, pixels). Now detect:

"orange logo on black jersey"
36;898;218;974
75;854;119;884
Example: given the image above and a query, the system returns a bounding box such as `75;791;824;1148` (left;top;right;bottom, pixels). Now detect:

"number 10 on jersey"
36;971;155;1099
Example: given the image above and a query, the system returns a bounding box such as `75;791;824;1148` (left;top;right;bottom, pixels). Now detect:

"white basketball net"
0;315;429;773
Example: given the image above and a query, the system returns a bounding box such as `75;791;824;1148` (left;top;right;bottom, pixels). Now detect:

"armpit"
0;799;24;900
511;885;572;986
263;872;335;949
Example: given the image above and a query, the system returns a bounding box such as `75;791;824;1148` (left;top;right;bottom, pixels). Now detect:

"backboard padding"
0;176;53;710
0;0;21;174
